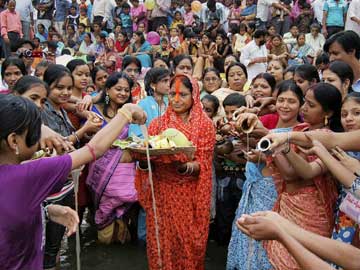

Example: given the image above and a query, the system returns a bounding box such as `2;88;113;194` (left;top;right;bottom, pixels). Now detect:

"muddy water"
62;222;227;270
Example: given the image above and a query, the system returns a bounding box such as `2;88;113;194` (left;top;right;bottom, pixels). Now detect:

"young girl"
0;57;27;93
201;94;220;120
195;32;216;79
40;64;102;269
129;67;170;137
13;75;48;110
294;64;320;94
0;93;145;270
65;59;92;129
91;66;109;95
323;61;354;99
115;31;130;57
214;33;232;73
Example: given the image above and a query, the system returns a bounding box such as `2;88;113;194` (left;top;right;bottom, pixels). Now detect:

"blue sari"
132;41;152;68
227;127;291;270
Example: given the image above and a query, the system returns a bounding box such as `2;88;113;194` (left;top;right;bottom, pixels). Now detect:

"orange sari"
135;75;215;270
265;124;338;270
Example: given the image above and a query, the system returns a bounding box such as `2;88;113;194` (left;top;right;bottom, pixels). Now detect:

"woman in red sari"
135;74;215;270
265;83;341;270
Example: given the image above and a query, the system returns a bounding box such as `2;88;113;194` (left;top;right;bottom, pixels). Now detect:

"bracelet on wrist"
282;132;291;154
73;131;80;144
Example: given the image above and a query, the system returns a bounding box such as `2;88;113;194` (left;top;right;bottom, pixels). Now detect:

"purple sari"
86;125;138;229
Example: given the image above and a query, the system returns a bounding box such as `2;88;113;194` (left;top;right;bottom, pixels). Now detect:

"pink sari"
130;4;147;32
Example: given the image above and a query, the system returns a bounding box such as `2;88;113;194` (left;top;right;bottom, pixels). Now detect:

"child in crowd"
115;31;130;57
214;33;232;73
228;0;242;26
283;24;299;49
155;37;171;61
120;3;133;38
202;94;220;120
79;7;91;32
169;27;181;58
79;0;87;10
65;5;80;31
171;11;184;29
214;93;247;246
315;52;330;80
183;2;194;27
232;23;251;57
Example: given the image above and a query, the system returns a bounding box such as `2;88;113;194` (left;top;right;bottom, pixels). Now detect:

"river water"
62;221;227;270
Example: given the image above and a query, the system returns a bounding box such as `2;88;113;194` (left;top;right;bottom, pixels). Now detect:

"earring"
105;93;110;105
324;115;328;126
15;145;19;155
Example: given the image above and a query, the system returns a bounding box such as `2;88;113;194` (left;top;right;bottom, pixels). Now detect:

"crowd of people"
1;0;360;269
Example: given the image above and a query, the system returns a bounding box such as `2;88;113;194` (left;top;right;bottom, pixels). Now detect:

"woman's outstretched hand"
236;211;287;241
122;103;147;125
47;205;79;237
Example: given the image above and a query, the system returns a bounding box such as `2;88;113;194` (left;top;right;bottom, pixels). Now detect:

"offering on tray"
112;128;196;158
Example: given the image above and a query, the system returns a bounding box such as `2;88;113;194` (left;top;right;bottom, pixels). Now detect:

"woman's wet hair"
144;67;170;96
276;80;304;106
96;72;133;118
170;75;193;93
308;83;343;132
13;75;49;96
0;95;42;148
43;64;74;89
1;56;27;80
201;94;220;114
225;62;248;83
295;64;320;83
251;73;277;93
66;59;87;73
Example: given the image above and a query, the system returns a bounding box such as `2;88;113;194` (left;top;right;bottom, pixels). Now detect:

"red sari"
265;124;338;270
135;75;216;270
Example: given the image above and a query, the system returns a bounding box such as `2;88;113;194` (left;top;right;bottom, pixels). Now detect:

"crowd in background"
1;0;360;269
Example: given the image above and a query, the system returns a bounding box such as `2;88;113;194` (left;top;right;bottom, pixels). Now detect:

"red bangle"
86;143;96;162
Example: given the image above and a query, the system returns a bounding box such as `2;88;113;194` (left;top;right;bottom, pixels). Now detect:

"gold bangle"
117;108;132;123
